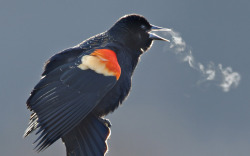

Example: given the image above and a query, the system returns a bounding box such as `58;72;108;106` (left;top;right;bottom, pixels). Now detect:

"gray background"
1;0;249;156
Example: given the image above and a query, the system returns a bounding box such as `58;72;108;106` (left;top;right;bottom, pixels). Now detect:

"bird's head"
108;14;170;52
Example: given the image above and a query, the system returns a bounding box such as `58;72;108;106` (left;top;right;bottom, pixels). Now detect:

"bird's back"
42;32;112;76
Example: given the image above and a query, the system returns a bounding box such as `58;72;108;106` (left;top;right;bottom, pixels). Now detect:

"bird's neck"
114;43;141;74
108;29;145;53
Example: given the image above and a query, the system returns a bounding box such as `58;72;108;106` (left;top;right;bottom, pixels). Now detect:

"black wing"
25;55;117;151
42;47;83;76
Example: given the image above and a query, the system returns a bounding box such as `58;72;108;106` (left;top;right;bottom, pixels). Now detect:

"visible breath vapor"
163;30;241;92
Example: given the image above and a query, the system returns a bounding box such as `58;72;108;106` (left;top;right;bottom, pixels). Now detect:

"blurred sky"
0;0;250;156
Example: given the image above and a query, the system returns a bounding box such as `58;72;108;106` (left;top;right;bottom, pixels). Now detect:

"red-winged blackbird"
24;14;170;156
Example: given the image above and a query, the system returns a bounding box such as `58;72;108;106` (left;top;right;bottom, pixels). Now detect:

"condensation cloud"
163;30;241;92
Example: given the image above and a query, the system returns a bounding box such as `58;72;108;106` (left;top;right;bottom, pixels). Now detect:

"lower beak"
149;25;171;42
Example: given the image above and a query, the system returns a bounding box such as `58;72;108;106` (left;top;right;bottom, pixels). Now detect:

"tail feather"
62;115;111;156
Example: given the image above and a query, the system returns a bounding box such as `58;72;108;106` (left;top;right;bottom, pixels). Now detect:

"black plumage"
24;14;169;156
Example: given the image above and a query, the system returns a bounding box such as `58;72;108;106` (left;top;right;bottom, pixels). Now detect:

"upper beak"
149;25;171;42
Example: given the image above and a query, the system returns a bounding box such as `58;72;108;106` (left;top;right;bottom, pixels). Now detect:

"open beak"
149;25;171;42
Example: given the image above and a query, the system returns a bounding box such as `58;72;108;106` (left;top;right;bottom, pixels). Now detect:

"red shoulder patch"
91;49;121;80
78;49;121;80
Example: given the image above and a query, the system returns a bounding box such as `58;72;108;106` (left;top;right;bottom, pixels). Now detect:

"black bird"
24;14;170;156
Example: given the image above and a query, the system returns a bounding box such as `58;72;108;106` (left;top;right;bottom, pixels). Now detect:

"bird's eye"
141;25;146;30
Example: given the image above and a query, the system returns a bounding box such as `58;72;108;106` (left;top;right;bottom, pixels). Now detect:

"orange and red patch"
78;49;121;80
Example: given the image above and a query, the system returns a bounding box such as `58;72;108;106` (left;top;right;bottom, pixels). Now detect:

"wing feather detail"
25;59;117;151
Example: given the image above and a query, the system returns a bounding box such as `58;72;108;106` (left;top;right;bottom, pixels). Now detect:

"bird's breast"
93;73;132;116
91;47;139;116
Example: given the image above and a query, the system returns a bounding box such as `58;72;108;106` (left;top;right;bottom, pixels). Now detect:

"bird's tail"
62;115;111;156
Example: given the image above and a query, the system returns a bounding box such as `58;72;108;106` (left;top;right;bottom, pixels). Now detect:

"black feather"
25;59;117;151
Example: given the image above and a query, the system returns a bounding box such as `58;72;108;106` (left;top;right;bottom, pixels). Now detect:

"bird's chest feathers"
77;49;121;80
